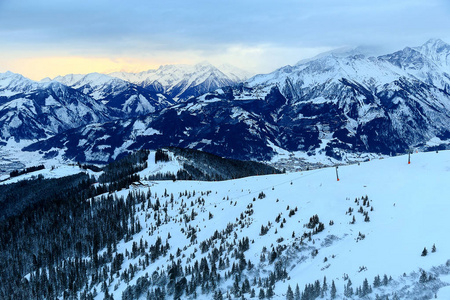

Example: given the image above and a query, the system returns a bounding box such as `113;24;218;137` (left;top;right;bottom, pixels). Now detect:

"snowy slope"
4;149;450;299
77;150;450;299
0;163;100;184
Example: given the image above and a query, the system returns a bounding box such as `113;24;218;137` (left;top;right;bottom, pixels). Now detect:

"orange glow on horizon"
0;45;333;81
1;56;183;81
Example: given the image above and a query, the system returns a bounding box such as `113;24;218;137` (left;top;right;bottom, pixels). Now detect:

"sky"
0;0;449;80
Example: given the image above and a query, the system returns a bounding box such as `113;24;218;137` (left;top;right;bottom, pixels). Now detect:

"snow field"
89;150;450;299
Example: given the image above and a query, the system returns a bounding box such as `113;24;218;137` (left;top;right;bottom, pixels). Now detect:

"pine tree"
267;286;274;299
259;288;265;299
286;285;294;300
344;278;353;297
294;284;300;300
233;275;240;297
362;278;370;296
382;274;389;286
330;280;336;299
373;275;381;288
421;247;428;256
321;276;328;296
419;270;428;283
314;280;321;298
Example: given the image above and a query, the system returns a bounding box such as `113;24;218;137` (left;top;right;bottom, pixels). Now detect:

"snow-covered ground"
78;150;450;299
137;150;184;178
0;163;100;184
267;145;384;172
0;138;75;178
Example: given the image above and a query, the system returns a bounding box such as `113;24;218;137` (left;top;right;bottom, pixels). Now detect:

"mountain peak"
108;62;248;100
2;70;15;76
52;72;124;89
294;45;379;67
413;38;450;69
0;71;35;93
0;71;28;80
418;38;450;54
422;38;448;48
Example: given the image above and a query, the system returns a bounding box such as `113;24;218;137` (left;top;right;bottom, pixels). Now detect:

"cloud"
0;0;449;78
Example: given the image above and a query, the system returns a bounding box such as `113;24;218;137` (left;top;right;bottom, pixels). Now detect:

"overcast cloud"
0;0;449;79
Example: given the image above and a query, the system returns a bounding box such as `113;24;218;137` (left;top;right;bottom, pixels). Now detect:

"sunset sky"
0;0;449;80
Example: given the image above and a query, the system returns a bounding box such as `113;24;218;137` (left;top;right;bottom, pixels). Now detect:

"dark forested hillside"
167;147;282;181
0;151;153;299
0;172;90;222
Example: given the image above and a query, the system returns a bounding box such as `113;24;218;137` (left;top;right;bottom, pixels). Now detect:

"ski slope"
82;150;450;299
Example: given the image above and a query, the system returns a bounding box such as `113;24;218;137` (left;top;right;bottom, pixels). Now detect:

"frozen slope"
82;150;450;299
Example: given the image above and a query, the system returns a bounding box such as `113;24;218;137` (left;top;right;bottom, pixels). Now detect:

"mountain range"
0;62;248;144
3;39;450;165
19;39;450;164
50;72;174;115
0;71;116;142
109;62;252;100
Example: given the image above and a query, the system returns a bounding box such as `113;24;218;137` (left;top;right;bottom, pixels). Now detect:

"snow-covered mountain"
109;62;251;100
22;87;283;162
0;71;118;142
3;149;450;299
378;39;450;91
218;63;253;82
52;72;174;116
23;39;450;164
240;38;450;156
0;71;42;96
